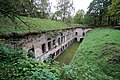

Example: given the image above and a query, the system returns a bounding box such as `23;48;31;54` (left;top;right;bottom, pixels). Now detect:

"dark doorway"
28;45;35;58
47;38;51;40
63;36;65;42
48;41;51;51
56;50;60;56
61;48;63;52
58;38;60;45
61;37;63;43
42;43;46;53
80;38;84;42
65;44;67;48
74;38;77;41
53;39;55;46
50;53;55;59
83;32;85;36
63;46;64;50
75;32;78;35
28;45;34;52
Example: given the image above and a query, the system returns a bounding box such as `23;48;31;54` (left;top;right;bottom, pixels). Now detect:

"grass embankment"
0;17;83;35
71;28;120;80
55;42;80;66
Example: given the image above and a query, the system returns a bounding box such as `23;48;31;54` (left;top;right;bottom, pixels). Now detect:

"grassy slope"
71;28;120;80
55;42;80;66
0;17;82;35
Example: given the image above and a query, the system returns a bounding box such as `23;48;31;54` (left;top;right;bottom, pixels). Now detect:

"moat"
55;42;80;66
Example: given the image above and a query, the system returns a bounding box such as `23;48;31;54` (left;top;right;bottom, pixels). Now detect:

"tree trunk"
99;11;102;25
108;16;110;26
63;6;65;22
99;16;102;25
115;19;118;26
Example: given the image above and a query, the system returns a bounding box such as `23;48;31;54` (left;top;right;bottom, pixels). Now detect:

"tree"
36;0;51;19
83;14;94;25
0;0;39;31
109;0;120;15
108;0;120;25
74;9;85;24
87;0;112;26
55;0;75;22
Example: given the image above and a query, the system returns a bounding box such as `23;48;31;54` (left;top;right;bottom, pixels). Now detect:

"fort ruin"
3;27;92;61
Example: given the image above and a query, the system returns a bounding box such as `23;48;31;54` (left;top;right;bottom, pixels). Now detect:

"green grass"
55;42;80;66
71;28;120;80
0;44;61;80
0;17;83;35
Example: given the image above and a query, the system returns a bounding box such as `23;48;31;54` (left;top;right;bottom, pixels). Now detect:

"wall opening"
83;32;85;36
48;41;51;51
65;44;67;48
63;46;64;50
50;53;55;59
56;50;60;56
47;38;51;40
74;38;77;41
42;43;46;53
53;39;55;46
61;33;63;36
28;45;35;58
63;36;65;42
61;37;63;43
28;45;34;52
80;38;84;42
58;38;60;45
61;48;63;52
75;32;78;35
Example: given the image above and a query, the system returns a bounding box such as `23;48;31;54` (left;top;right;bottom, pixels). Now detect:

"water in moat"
55;42;80;66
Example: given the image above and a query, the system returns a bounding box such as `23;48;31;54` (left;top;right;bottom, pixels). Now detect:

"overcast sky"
50;0;93;14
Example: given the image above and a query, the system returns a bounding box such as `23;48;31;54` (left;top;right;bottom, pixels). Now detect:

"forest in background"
0;0;120;80
0;0;120;28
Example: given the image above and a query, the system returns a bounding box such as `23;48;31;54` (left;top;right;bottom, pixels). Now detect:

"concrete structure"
4;27;92;61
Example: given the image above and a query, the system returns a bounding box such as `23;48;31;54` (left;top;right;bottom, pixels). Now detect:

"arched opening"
56;50;60;56
42;43;46;53
63;46;64;50
53;39;55;46
28;45;35;58
28;45;34;52
65;44;67;48
83;32;85;36
48;41;51;51
61;37;63;43
58;38;60;45
75;32;78;35
74;38;77;41
80;38;84;42
50;53;55;59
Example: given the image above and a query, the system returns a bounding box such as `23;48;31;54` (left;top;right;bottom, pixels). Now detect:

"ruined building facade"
5;28;92;61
